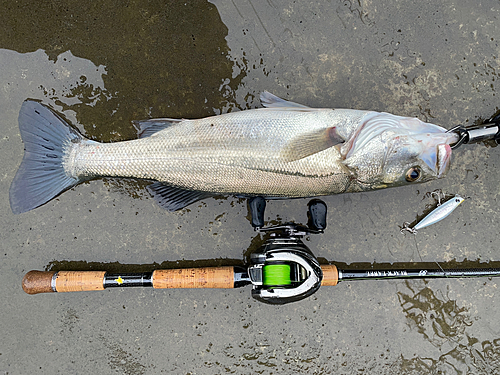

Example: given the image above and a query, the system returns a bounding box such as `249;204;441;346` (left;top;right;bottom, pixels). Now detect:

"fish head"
342;113;459;189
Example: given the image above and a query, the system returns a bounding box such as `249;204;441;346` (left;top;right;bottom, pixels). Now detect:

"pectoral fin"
147;182;215;211
280;127;344;162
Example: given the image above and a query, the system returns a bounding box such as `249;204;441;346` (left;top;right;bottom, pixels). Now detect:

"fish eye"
405;167;421;182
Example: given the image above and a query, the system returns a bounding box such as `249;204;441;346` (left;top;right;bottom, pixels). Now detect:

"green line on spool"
263;264;292;286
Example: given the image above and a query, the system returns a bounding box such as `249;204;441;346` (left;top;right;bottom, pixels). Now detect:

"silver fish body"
67;108;369;197
10;92;459;213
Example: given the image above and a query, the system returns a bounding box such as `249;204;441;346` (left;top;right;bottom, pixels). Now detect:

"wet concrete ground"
2;1;500;374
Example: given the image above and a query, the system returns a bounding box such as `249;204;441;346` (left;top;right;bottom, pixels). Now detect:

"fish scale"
69;138;353;197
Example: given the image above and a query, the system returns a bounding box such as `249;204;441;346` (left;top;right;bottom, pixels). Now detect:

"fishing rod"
22;198;500;304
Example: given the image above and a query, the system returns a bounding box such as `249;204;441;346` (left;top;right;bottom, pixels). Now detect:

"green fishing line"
263;264;292;286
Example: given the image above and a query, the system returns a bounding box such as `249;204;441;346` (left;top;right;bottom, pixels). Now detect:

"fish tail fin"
9;100;87;214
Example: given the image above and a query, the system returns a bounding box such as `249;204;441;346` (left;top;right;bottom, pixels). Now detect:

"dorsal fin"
260;91;332;113
260;91;311;109
132;118;182;138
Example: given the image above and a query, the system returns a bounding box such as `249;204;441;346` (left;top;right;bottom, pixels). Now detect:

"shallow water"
2;1;500;374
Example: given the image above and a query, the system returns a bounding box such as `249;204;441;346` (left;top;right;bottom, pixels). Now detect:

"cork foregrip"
152;267;235;289
321;265;339;286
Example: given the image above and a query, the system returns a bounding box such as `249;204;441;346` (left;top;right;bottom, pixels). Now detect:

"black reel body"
246;198;327;305
248;235;323;305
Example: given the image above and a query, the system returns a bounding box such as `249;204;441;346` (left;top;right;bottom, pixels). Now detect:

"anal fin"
147;182;215;211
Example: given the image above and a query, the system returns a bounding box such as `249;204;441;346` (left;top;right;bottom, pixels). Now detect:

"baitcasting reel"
246;197;326;304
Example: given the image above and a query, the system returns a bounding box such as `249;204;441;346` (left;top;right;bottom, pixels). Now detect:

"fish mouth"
436;143;452;177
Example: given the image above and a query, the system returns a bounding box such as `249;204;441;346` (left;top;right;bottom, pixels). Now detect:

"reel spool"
262;264;292;287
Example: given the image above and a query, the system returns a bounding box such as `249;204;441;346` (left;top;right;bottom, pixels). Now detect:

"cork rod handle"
22;267;237;295
22;271;55;294
22;270;106;294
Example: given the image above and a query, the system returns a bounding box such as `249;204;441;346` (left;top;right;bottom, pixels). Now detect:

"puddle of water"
395;280;500;374
1;2;245;140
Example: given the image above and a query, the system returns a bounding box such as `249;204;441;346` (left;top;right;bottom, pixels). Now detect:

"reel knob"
308;199;327;231
249;196;266;229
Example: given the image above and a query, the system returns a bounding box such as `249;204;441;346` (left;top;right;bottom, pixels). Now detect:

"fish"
9;92;459;214
401;194;465;234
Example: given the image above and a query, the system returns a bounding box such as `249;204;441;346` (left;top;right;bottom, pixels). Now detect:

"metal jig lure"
401;194;465;234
